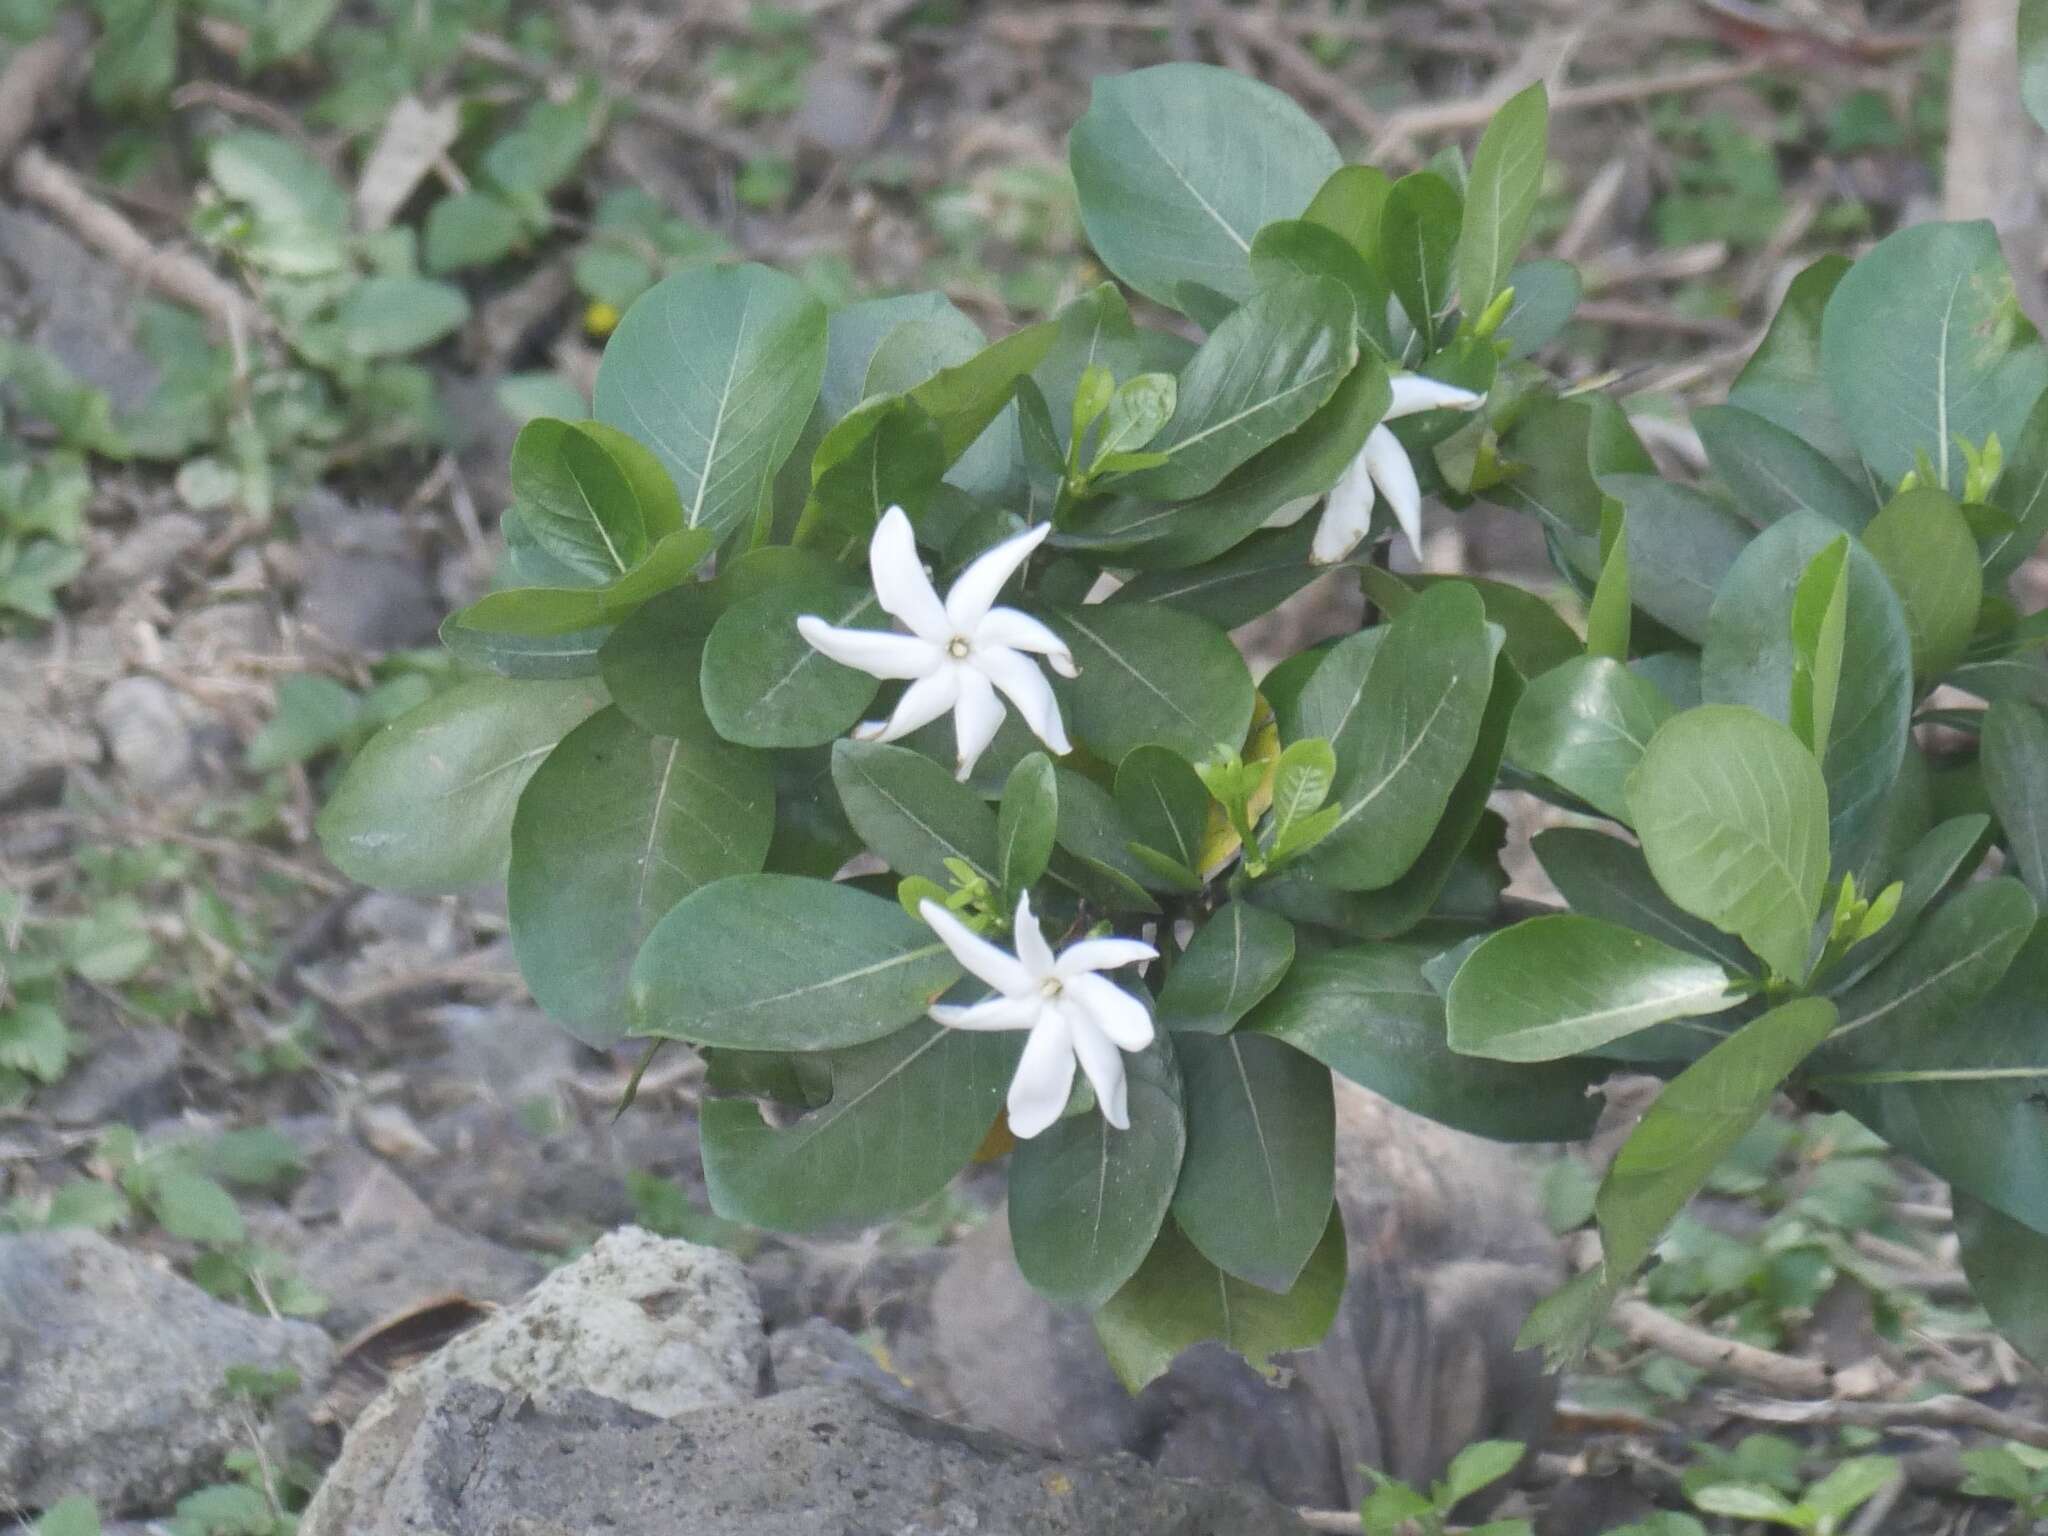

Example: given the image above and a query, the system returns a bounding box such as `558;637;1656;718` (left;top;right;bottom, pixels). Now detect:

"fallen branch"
1612;1299;1835;1397
1573;300;1747;341
10;146;264;339
1207;9;1382;139
1373;56;1774;152
0;13;86;164
1714;1390;2048;1453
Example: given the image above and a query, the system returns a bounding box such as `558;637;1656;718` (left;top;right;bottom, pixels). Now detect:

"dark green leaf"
1728;254;1863;482
595;264;828;543
1114;746;1210;881
830;739;998;887
1009;1033;1185;1310
1983;701;2048;904
631;875;961;1049
1251;943;1603;1140
997;752;1059;898
1170;1033;1333;1290
1380;171;1461;345
510;707;771;1046
1068;63;1340;308
1598;997;1837;1281
337;277;470;357
1860;487;1984;682
701;584;884;748
1820;220;2048;496
1156;902;1296;1036
702;1019;1020;1231
1694;403;1873;532
1457;81;1548;318
1589;474;1755;644
1533;827;1753;971
1954;1192;2048;1370
317;677;605;892
1049;604;1255;765
1109;519;1326;630
1507;656;1674;823
1117;277;1357;501
1447;914;1738;1062
1493;258;1582;358
1094;1208;1346;1391
1701;512;1912;870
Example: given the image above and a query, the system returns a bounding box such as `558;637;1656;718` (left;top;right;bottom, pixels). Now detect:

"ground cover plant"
313;52;2048;1391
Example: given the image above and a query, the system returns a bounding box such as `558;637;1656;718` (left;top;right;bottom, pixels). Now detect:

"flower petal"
975;607;1077;677
1006;1011;1076;1140
871;505;951;641
1065;972;1156;1053
1012;891;1057;978
1311;447;1377;565
796;616;940;680
951;665;1006;780
1365;422;1425;562
1067;1011;1131;1130
930;993;1043;1031
1056;937;1158;979
974;646;1072;755
853;667;959;743
1386;374;1485;419
919;898;1031;995
944;521;1052;631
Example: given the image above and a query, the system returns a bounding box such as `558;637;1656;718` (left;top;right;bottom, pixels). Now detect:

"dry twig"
1612;1298;1838;1397
1715;1390;2048;1453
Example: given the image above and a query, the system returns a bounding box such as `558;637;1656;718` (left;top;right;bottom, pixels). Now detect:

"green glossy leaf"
510;706;771;1046
1049;604;1255;765
1114;746;1209;882
1729;254;1863;483
1117;276;1356;501
1062;357;1389;569
702;1019;1019;1231
1447;914;1738;1062
1068;63;1340;309
1788;535;1849;757
1094;1207;1346;1392
1361;567;1584;680
830;739;998;887
1701;512;1912;870
631;874;961;1049
1626;705;1831;981
317;677;605;892
1694;403;1873;532
1820;220;2048;496
1156;902;1296;1036
1860;487;1984;682
1533;827;1754;972
1585;499;1630;661
701;584;883;748
1251;943;1603;1140
1597;996;1837;1281
996;751;1059;898
595;264;828;543
1954;1192;2048;1370
1983;701;2048;904
1302;583;1499;891
1809;887;2044;1228
1507;655;1674;823
450;528;714;637
1049;766;1161;914
1987;384;2048;578
1380;171;1461;344
1109;519;1326;631
1009;1032;1185;1310
1494;258;1582;358
1588;474;1755;644
1170;1032;1333;1290
1457;81;1548;318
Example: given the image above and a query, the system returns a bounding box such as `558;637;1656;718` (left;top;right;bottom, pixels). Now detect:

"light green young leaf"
1627;705;1831;981
1788;534;1849;757
1457;81;1548;320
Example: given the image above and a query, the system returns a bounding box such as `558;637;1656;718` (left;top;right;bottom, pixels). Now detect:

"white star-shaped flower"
797;506;1078;781
1310;373;1486;566
921;894;1157;1139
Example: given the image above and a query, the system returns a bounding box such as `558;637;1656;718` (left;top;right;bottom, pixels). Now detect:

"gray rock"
37;1023;183;1126
0;643;98;808
0;1230;333;1514
291;490;438;653
0;207;158;414
93;675;197;791
767;1316;920;1408
920;1081;1562;1511
391;1225;767;1415
302;1378;1305;1536
90;510;209;594
298;1162;543;1341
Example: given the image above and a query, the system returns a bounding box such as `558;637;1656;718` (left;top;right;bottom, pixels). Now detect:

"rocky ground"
3;2;2046;1533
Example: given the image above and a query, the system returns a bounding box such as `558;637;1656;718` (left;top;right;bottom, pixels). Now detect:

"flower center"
946;635;972;660
1039;976;1063;999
